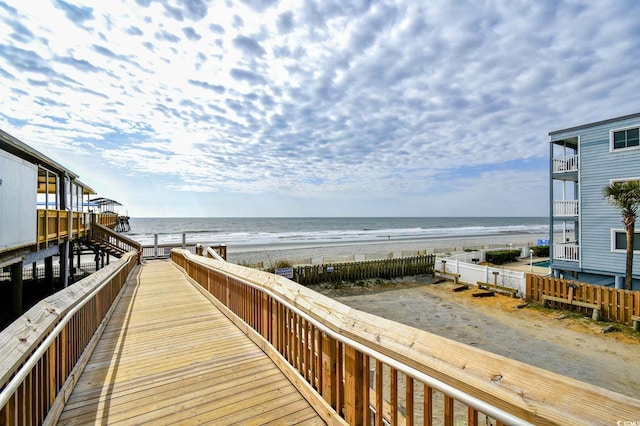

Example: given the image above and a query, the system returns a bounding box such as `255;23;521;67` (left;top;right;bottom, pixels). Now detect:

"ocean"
126;217;549;252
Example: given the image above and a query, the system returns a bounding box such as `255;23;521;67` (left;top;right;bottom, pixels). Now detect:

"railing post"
344;345;365;425
261;293;269;340
154;234;158;259
321;333;337;409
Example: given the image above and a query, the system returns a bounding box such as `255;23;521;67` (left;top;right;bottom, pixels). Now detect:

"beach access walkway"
56;260;324;425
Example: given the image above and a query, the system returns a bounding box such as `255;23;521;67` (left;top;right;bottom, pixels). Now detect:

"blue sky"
1;0;639;217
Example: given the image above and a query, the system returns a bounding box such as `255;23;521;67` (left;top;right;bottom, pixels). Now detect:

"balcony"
552;155;579;173
553;200;579;217
553;243;579;262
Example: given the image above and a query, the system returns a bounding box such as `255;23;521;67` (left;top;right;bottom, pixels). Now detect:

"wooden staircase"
87;222;142;260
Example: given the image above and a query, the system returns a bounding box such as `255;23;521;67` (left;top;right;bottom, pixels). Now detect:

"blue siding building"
549;113;640;290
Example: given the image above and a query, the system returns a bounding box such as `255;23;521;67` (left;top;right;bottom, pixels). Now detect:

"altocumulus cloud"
1;0;640;217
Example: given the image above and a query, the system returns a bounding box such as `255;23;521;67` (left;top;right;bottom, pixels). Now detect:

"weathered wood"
452;285;469;292
293;255;435;285
541;294;601;320
477;281;517;297
526;273;639;325
542;294;599;310
472;291;495;298
631;315;640;332
435;270;460;284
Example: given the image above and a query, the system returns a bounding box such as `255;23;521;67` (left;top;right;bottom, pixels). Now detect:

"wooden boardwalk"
57;260;325;425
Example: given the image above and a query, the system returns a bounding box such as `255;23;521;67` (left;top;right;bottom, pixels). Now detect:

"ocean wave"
129;223;550;247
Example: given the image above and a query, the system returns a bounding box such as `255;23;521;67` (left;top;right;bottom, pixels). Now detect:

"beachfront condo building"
549;112;640;290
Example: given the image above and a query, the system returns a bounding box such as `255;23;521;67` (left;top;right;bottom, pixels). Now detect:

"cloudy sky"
1;1;639;217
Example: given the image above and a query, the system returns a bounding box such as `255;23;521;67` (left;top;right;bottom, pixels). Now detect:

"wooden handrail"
172;249;640;425
0;252;138;425
91;222;142;260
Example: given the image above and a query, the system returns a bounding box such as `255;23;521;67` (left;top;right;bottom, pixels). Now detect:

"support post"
77;246;81;274
45;256;54;289
11;261;23;317
69;243;75;283
60;241;69;288
94;247;100;271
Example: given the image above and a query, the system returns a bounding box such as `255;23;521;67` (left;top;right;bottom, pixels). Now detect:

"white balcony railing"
553;200;579;217
552;155;579;173
553;243;580;262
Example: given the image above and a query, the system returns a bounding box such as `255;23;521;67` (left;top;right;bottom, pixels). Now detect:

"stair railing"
90;223;142;262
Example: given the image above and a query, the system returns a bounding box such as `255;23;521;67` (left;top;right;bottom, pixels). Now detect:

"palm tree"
603;180;640;290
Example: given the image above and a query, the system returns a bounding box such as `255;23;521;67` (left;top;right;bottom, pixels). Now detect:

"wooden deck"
57;260;325;425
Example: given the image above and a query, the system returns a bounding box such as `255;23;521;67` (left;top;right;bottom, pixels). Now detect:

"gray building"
550;113;640;290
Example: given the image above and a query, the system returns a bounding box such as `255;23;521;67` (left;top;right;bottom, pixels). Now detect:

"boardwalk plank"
57;260;324;425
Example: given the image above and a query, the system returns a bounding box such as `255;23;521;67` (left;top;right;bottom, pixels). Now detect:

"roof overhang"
0;128;79;179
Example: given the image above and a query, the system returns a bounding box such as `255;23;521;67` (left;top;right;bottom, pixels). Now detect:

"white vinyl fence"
436;250;526;298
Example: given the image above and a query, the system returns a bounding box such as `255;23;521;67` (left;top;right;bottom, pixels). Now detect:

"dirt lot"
308;276;640;399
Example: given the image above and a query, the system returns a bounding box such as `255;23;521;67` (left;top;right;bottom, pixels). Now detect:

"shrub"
274;259;292;268
531;245;549;257
485;249;520;265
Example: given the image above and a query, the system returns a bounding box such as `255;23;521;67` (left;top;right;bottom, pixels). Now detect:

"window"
612;127;640;150
611;230;640;252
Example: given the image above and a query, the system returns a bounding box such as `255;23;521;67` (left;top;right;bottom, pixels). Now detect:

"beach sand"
309;279;640;399
226;232;551;267
224;232;639;399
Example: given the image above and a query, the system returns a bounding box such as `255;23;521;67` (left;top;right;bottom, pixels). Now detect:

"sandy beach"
225;232;640;399
308;279;640;399
226;232;551;267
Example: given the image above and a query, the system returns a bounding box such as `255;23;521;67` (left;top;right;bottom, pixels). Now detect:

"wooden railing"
171;250;640;425
35;210;121;248
526;274;640;325
94;213;118;228
37;209;91;246
0;251;138;425
91;222;142;260
142;243;226;260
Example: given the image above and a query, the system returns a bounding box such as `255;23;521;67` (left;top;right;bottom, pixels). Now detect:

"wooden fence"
292;255;435;285
526;274;640;325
